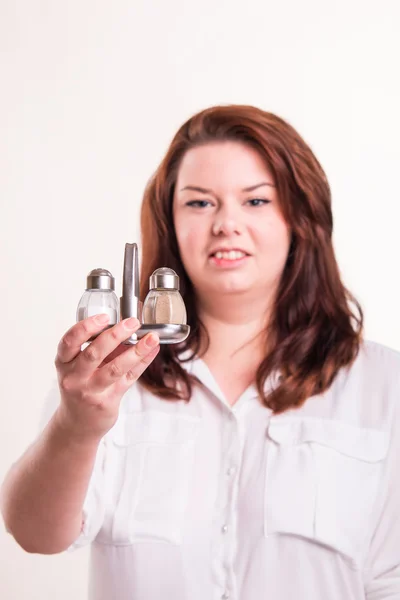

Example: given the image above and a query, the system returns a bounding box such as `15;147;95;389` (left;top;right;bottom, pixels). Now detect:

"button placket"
215;410;240;600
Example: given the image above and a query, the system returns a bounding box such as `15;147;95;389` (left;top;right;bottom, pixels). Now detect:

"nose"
212;206;243;236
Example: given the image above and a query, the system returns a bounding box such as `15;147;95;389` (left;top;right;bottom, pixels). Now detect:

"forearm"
0;408;102;554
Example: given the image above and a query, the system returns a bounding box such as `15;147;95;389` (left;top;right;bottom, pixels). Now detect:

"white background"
1;0;399;597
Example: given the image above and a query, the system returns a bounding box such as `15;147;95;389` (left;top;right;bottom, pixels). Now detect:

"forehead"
175;141;274;189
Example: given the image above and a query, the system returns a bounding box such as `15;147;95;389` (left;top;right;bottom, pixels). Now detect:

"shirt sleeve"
363;385;400;598
38;380;108;551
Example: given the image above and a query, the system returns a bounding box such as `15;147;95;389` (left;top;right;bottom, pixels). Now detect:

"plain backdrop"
1;0;399;598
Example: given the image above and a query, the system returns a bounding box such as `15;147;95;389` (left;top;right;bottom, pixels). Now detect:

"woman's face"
172;141;291;300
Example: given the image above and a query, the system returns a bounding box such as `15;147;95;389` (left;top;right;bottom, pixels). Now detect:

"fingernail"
95;314;110;324
123;317;139;330
145;333;159;349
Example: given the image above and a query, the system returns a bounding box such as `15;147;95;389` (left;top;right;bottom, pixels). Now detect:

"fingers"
99;343;131;367
55;315;113;365
72;318;141;378
91;332;160;391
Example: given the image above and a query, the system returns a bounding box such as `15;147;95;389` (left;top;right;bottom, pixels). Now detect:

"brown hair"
138;104;363;414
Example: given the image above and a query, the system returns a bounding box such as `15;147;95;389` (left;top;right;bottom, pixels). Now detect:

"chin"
192;271;256;295
206;280;253;295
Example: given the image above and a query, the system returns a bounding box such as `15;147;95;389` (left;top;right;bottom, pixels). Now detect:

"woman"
2;105;400;600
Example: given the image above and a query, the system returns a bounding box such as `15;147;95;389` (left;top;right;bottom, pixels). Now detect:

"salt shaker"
142;267;187;325
76;268;119;339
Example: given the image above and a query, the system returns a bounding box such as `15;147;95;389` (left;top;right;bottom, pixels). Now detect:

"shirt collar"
177;350;282;409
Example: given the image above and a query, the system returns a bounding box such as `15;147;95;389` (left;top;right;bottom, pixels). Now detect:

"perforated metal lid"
149;267;179;290
86;268;115;291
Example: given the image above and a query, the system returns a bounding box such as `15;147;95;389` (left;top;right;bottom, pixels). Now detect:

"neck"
196;290;272;362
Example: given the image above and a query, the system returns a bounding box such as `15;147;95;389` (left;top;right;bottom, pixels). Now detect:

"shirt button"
226;466;236;476
221;524;228;533
222;593;230;599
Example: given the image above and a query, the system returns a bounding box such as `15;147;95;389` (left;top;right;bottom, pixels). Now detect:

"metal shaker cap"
86;268;115;291
149;267;179;290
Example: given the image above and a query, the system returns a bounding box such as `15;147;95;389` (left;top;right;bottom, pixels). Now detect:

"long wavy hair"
138;104;363;414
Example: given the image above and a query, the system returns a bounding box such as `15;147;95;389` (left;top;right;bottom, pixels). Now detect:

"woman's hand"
54;315;159;441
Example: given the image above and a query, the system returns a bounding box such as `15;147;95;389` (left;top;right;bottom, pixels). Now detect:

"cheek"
253;215;291;257
175;222;193;250
256;213;288;238
174;215;204;257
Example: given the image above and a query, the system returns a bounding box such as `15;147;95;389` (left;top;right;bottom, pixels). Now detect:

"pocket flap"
112;411;201;446
268;417;389;462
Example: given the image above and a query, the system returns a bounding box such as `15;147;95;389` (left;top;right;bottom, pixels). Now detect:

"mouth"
209;249;250;261
208;249;250;268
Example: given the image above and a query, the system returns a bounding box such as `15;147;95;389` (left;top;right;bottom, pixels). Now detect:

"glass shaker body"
76;289;119;324
76;269;119;340
143;288;187;325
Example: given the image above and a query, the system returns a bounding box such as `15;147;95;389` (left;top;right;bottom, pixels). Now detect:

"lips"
209;248;250;257
213;251;247;262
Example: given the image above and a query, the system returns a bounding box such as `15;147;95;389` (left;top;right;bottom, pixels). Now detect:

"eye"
246;198;271;207
185;200;213;208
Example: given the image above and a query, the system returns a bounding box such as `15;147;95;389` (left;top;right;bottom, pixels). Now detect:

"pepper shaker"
142;267;186;325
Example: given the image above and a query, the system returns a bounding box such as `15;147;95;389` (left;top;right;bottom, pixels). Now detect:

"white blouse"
51;339;400;599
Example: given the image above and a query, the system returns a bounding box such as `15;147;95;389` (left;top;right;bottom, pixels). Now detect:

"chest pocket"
264;417;389;567
107;410;200;546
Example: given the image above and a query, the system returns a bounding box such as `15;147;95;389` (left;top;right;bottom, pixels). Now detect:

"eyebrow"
179;182;275;194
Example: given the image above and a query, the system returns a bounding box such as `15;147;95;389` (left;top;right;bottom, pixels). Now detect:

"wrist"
51;407;105;450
